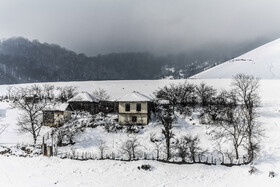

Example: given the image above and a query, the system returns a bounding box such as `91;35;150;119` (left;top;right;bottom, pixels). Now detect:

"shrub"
137;164;152;171
269;171;275;178
248;166;257;175
126;125;140;133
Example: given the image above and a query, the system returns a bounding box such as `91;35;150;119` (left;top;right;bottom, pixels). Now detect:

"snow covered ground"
0;79;230;100
1;79;280;186
1;156;280;187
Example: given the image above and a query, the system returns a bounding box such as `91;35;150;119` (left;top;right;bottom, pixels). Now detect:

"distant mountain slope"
0;37;269;84
0;37;217;84
192;38;280;79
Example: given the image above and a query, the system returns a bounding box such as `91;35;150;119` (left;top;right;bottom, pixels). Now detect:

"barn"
67;92;99;114
43;103;73;127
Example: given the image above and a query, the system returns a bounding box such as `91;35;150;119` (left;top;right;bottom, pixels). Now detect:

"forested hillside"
0;37;266;84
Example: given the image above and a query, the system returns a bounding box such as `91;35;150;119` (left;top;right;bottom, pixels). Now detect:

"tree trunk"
132;149;135;160
247;131;254;162
166;137;170;160
128;153;131;161
33;133;37;145
157;150;159;160
235;146;239;160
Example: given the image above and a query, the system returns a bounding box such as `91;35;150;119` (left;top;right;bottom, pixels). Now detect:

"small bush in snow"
120;136;140;161
0;144;41;157
137;164;152;171
126;125;140;133
115;123;123;130
174;135;201;163
248;166;257;175
0;145;10;155
104;118;118;133
269;171;275;178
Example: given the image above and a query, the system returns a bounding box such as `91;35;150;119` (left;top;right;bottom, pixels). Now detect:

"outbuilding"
43;103;73;127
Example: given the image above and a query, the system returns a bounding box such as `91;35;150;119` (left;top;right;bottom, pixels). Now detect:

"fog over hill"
0;37;271;84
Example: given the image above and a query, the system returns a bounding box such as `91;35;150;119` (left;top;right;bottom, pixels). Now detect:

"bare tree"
156;103;175;160
120;136;140;161
232;74;262;162
56;127;77;146
186;136;201;163
224;151;235;164
174;137;189;162
212;90;247;160
56;86;77;102
177;82;197;107
154;84;178;112
150;133;163;160
31;84;43;99
43;84;55;101
92;88;110;101
6;85;14;100
196;82;217;107
174;135;201;163
202;90;228;123
154;82;197;116
98;140;108;159
11;86;47;144
214;143;225;164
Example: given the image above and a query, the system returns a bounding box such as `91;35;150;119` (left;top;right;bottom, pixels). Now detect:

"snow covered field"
1;79;280;186
1;156;280;187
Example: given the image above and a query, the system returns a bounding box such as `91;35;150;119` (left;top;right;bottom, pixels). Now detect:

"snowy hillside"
1;79;280;186
192;38;280;79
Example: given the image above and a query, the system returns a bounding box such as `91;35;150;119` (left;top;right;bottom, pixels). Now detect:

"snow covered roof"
67;92;98;103
116;91;153;102
157;100;170;105
44;103;71;111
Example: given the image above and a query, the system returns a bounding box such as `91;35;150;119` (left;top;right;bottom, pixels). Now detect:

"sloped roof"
157;99;170;105
44;103;72;111
116;91;153;102
67;92;98;103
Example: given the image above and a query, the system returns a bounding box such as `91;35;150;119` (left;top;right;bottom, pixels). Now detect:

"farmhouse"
116;91;153;125
43;103;73;127
68;92;99;114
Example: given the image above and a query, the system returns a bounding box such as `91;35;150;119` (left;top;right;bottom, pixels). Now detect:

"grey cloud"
0;0;279;55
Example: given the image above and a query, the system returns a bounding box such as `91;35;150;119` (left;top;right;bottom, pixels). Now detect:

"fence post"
42;137;47;156
47;146;53;157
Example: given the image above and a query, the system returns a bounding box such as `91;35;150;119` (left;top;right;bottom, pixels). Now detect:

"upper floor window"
136;103;141;112
125;103;130;111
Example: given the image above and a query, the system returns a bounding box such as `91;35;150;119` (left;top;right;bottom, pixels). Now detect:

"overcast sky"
0;0;280;55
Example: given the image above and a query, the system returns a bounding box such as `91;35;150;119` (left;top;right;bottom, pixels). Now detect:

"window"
136;103;141;112
132;116;137;123
125;103;130;111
